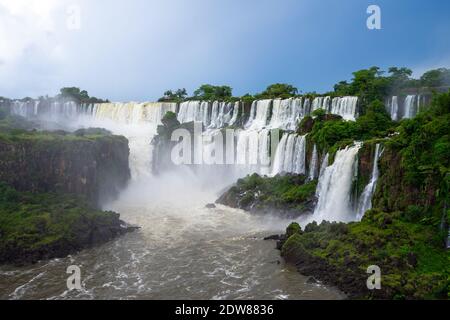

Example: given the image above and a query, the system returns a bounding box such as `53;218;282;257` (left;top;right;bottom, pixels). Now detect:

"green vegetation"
0;183;128;265
281;209;449;299
217;173;317;217
279;90;450;299
158;88;188;102
57;87;108;103
373;91;450;223
193;84;233;101
306;99;393;152
333;66;450;113
255;83;299;99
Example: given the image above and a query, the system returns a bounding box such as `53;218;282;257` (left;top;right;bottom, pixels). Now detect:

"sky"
1;0;450;101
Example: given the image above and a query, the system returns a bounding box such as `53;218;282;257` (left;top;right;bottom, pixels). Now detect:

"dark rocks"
263;234;283;241
205;203;216;209
407;252;418;267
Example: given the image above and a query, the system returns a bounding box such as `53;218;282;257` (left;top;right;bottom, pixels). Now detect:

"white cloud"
0;0;69;97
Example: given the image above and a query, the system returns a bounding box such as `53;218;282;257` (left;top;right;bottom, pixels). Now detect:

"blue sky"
1;0;449;101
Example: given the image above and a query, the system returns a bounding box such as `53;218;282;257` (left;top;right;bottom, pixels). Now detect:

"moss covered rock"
0;183;137;265
216;173;317;218
278;211;449;299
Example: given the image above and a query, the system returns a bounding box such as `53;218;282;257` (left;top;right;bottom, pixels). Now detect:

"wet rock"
264;234;282;241
205;203;216;209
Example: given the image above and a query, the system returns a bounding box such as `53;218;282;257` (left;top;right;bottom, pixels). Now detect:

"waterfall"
177;101;207;124
271;134;288;175
91;102;177;125
259;129;271;174
269;98;304;130
388;96;399;121
293;135;307;174
271;133;307;176
283;134;297;173
303;98;311;115
228;102;239;126
245;101;257;129
330;97;358;121
308;145;318;180
235;129;266;168
403;95;417;119
209;101;219;128
245;99;271;130
11;100;84;120
356;144;383;220
311;97;324;112
314;143;362;222
269;99;291;129
315;153;329;197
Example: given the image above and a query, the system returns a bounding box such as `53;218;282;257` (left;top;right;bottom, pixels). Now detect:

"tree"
355;100;393;139
57;87;108;103
388;67;412;82
333;81;351;96
159;88;188;102
420;68;450;88
257;83;298;99
193;84;233;100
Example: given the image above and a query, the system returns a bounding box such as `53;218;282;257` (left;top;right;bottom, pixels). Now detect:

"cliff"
0;116;135;265
0;183;137;265
0;128;130;206
274;92;450;299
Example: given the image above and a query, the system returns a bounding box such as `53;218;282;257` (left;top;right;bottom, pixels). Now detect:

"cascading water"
271;134;307;176
313;143;362;222
177;101;210;125
228;101;239;126
403;95;417;119
269;98;305;130
308;145;318;180
311;96;331;112
293;135;307;175
283;134;297;173
271;134;288;175
1;98;357;299
245;99;271;130
388;96;399;121
330;97;358;121
356;144;383;220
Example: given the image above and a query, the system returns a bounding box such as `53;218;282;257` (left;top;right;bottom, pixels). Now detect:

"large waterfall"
7;97;381;223
356;144;383;220
313;143;362;222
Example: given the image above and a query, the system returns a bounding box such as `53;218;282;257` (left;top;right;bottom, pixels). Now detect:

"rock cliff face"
151;111;197;175
0;130;130;206
0;183;138;265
